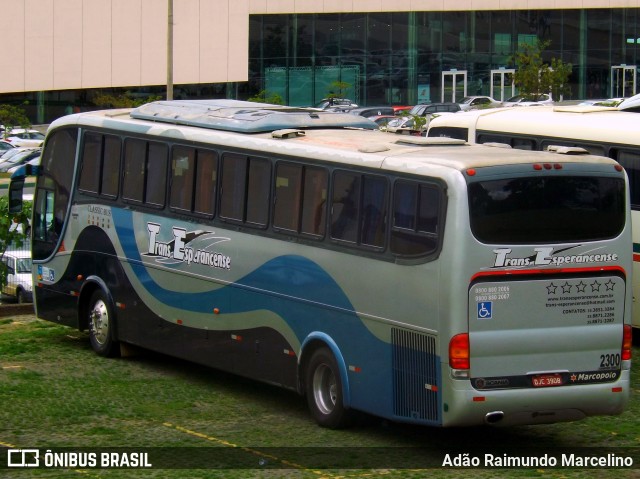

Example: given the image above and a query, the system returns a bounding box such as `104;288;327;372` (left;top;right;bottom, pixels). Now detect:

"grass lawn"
0;315;638;478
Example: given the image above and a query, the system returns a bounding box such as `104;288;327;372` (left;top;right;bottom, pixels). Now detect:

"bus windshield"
468;176;626;244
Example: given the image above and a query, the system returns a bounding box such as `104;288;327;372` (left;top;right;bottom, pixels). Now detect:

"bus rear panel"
442;161;631;426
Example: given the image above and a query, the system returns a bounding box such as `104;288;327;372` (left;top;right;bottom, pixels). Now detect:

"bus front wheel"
87;289;119;357
305;348;350;429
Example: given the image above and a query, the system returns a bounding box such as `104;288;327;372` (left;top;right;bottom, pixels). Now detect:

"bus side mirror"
8;178;24;214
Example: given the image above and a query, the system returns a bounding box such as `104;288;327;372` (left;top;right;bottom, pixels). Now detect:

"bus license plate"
531;374;563;388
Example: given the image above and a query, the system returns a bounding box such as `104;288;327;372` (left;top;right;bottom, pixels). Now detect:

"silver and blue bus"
9;100;633;428
427;104;640;332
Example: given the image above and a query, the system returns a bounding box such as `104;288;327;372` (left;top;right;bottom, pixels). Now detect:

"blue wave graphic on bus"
113;209;361;338
111;208;442;425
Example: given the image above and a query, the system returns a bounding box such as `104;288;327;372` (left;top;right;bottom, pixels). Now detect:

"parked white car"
1;250;33;303
502;94;553;107
4;129;45;147
458;95;502;111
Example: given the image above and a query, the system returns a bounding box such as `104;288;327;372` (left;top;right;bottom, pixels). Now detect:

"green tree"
91;93;162;109
0;104;31;139
0;196;31;289
410;114;428;132
512;40;572;101
327;81;351;99
247;90;285;105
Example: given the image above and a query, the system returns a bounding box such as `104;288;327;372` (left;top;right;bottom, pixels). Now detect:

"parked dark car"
409;102;461;116
369;115;397;128
348;106;395;117
313;98;358;110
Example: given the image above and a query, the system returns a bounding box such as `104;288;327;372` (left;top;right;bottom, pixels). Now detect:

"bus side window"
330;171;387;249
101;136;121;198
300;166;328;237
274;162;328;238
146;142;168;207
391;181;441;257
616;149;640;208
246;158;271;226
331;171;361;243
79;132;101;193
193;149;218;216
220;154;247;222
122;139;146;203
220;154;270;227
79;133;121;198
274;162;303;232
170;146;196;212
360;176;387;248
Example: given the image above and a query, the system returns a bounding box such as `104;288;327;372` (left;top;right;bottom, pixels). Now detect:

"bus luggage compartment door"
467;274;625;391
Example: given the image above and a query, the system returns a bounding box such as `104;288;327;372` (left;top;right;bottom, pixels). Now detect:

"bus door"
611;65;637;98
441;70;467;103
490;68;515;102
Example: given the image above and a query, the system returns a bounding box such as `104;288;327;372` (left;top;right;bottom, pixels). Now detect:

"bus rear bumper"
441;369;630;427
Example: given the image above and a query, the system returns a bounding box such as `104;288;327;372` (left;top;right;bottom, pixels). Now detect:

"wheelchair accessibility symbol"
477;302;492;319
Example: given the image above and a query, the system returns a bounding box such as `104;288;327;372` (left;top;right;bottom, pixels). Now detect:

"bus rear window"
468;176;625;244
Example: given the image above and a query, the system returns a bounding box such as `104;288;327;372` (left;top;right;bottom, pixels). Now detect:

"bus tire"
87;289;119;357
305;348;350;429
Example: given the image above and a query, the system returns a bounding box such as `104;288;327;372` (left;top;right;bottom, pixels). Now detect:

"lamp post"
167;0;174;100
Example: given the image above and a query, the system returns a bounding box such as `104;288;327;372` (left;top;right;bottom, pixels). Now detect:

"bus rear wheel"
87;289;119;357
305;348;350;429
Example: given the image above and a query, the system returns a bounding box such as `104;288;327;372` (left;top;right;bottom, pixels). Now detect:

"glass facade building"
3;7;640;123
247;9;640;107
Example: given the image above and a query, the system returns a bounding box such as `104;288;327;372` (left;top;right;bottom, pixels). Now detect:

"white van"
1;250;33;303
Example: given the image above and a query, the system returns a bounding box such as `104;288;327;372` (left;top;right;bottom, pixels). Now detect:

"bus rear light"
622;325;632;361
533;164;543;170
615;164;623;172
449;333;470;370
553;163;563;170
612;387;623;393
543;163;552;170
466;168;476;176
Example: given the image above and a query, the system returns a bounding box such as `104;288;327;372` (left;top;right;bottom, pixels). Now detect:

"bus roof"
129;99;378;133
428;105;640;147
52;101;621;174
